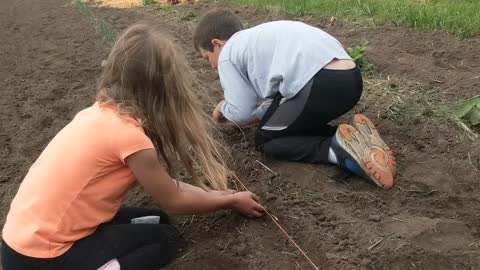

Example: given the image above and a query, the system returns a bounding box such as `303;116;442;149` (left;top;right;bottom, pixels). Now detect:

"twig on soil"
468;239;480;247
181;218;189;228
222;238;232;252
336;221;358;224
232;174;319;270
392;217;404;222
367;233;395;251
467;152;479;171
235;124;248;148
189;215;195;225
179;250;194;261
232;178;239;191
394;243;406;252
255;160;276;174
296;261;305;270
282;251;297;257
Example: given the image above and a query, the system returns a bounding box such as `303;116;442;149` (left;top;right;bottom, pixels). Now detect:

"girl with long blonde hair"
1;22;264;270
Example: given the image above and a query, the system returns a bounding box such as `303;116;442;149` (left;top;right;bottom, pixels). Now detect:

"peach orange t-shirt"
2;103;154;258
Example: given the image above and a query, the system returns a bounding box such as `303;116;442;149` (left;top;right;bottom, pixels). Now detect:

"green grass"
180;11;196;21
230;0;480;38
143;0;156;6
74;0;117;47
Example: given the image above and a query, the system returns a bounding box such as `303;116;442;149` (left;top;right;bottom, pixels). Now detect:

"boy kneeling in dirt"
194;9;397;189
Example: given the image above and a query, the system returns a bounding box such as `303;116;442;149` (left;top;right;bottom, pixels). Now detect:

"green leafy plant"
455;95;480;126
346;39;374;75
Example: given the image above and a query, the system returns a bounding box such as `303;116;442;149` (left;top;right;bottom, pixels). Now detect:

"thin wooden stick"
255;159;276;174
232;174;320;270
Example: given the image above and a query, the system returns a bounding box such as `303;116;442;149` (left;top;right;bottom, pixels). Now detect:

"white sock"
328;147;338;164
97;259;120;270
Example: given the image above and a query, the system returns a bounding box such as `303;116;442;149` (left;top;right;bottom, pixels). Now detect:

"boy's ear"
211;39;226;48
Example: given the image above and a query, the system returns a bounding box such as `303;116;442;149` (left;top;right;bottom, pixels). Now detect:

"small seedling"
455;95;480;126
154;4;178;14
180;11;195;21
142;0;156;6
346;39;374;76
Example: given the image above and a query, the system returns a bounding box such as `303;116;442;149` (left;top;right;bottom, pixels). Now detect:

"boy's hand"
212;100;226;122
230;191;265;218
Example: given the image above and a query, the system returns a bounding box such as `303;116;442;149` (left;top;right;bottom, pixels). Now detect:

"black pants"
255;67;363;163
1;207;177;270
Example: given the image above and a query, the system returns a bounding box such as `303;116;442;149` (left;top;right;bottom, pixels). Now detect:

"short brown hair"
193;9;243;52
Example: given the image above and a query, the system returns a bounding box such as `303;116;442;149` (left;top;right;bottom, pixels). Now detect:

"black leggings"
255;67;363;163
1;207;177;270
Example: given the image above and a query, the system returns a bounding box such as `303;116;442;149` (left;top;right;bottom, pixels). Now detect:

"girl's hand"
230;191;265;218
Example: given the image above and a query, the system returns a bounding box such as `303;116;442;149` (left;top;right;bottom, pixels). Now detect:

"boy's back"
219;21;351;100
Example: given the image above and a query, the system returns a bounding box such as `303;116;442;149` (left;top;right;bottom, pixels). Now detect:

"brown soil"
1;0;479;269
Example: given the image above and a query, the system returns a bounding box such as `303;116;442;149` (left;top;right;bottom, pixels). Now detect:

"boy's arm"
217;60;259;125
213;100;259;127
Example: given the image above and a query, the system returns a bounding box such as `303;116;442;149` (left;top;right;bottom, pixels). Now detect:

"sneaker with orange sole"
331;124;394;189
352;114;397;177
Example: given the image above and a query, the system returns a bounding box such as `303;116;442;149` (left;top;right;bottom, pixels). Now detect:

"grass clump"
143;0;156;5
180;11;195;21
361;79;478;140
74;0;117;47
152;3;178;14
230;0;480;38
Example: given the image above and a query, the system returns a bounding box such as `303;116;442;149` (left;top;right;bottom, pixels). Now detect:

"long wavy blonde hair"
97;22;229;190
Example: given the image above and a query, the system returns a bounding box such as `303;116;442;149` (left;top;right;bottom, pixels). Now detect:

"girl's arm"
173;179;233;197
126;149;265;217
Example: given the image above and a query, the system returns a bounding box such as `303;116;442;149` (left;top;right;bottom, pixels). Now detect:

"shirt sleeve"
111;120;154;163
218;60;259;123
254;100;272;120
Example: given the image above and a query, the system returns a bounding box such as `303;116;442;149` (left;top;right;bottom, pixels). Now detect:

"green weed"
456;95;480;126
346;39;374;76
153;4;178;14
142;0;156;5
180;11;196;21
